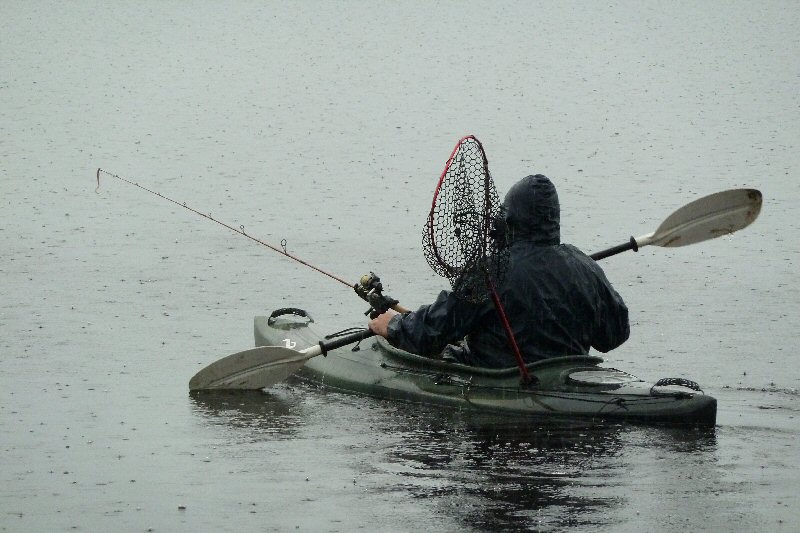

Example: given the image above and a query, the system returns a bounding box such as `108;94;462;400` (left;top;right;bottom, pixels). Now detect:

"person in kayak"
368;174;630;368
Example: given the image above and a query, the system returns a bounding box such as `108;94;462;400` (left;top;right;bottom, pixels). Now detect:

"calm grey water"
2;1;798;531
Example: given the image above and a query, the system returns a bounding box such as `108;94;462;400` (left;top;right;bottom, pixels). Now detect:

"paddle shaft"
318;328;376;356
590;237;639;261
590;232;656;261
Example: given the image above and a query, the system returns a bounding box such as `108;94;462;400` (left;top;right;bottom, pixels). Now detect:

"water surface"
2;1;798;531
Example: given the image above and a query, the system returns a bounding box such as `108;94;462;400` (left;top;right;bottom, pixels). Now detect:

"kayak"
254;308;717;426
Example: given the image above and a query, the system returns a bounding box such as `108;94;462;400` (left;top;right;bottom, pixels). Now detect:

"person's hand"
368;308;399;338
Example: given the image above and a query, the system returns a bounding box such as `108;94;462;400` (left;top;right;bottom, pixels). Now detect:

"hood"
502;174;560;245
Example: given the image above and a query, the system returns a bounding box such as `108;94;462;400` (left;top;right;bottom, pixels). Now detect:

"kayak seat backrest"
375;337;603;377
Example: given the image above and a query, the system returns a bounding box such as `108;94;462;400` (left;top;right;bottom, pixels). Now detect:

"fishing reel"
354;272;399;318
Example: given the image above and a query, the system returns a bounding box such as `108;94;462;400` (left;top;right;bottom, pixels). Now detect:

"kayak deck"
254;312;716;426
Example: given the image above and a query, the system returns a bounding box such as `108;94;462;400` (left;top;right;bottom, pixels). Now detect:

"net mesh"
422;136;508;302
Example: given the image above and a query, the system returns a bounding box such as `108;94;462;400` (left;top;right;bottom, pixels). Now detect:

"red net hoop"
422;135;508;302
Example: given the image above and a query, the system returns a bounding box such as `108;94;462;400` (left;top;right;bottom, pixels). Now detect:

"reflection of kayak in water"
252;309;717;426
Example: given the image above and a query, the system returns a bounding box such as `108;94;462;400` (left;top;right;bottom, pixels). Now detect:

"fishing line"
95;168;353;288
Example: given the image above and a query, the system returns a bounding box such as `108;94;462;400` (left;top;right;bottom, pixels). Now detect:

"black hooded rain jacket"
386;174;630;368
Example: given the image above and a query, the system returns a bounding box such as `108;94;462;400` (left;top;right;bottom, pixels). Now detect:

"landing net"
422;135;509;302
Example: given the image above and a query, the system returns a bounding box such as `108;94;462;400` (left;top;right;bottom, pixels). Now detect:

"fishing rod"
95;168;353;288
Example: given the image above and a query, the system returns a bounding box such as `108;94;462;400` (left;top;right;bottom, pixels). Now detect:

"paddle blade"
650;188;762;247
188;346;312;391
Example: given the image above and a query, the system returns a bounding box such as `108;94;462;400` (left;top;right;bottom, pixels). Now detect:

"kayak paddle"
190;188;762;391
591;188;762;260
189;329;374;391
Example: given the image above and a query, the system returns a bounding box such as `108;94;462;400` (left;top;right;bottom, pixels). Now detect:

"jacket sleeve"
590;279;630;353
386;290;483;356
